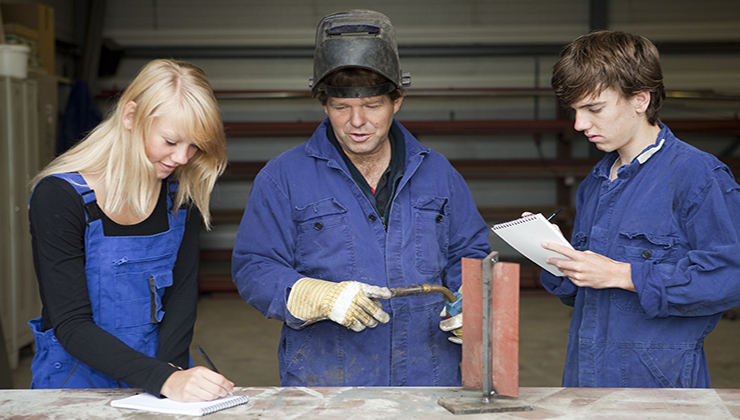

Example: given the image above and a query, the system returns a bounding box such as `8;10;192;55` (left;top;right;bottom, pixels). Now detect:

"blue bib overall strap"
29;172;188;389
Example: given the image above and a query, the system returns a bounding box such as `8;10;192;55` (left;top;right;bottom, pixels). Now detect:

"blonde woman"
28;59;232;401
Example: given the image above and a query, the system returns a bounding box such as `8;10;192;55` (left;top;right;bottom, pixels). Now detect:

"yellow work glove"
287;278;392;332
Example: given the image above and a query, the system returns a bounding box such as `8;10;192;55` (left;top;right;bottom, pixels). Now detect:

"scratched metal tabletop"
2;386;740;419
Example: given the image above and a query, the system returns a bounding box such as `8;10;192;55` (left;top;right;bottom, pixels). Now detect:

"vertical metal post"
589;0;609;30
481;251;499;402
81;0;107;89
438;255;533;414
0;312;12;388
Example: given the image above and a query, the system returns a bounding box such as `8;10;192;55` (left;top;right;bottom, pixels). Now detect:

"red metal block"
461;258;520;397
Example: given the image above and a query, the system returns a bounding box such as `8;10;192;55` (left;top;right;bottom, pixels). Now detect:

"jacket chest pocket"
294;198;356;281
112;254;174;330
616;231;680;265
413;196;449;276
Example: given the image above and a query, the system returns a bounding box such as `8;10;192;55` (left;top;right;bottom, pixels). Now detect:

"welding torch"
389;284;462;317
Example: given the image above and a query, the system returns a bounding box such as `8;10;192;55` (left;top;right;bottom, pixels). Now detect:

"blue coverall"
29;172;187;389
541;124;740;388
232;119;491;386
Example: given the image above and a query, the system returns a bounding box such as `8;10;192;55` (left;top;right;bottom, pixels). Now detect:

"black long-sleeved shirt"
29;176;200;395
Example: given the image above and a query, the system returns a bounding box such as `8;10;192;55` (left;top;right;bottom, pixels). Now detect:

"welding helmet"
309;9;411;98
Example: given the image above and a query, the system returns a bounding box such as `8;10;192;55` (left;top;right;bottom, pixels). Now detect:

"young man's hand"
543;242;634;291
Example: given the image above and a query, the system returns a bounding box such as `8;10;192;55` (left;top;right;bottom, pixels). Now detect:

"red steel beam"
224;157;740;180
223;120;572;137
461;258;521;397
222;158;601;179
223;119;740;137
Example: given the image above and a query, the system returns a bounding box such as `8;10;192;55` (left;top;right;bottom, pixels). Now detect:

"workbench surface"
2;386;739;419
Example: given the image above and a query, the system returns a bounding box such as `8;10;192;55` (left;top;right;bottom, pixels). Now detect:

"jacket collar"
594;123;675;179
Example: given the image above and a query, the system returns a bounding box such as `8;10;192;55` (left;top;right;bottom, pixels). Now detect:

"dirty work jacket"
232;119;491;386
29;172;187;389
541;124;740;388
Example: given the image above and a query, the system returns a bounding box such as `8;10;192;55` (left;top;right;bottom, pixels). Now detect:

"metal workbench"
2;386;739;419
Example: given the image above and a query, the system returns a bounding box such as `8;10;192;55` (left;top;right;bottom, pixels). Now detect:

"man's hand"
287;278;392;331
439;310;462;344
160;366;234;402
543;241;634;291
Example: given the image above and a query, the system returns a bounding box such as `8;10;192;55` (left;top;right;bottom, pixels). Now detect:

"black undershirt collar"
326;122;405;228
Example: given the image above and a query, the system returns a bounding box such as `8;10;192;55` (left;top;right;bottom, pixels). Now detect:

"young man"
231;10;491;387
541;31;740;388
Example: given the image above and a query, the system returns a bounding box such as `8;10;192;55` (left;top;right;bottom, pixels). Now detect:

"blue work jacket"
29;173;187;389
232;119;491;386
541;124;740;388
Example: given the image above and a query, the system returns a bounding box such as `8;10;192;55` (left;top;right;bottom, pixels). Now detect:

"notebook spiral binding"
201;396;249;415
492;214;538;230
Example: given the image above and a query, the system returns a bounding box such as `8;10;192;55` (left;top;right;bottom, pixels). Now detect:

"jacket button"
436;215;443;223
54;362;62;369
642;250;652;259
314;222;323;230
368;214;377;222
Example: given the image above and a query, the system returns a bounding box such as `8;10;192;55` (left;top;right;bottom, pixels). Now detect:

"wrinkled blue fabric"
232;119;491;386
541;124;740;388
29;172;186;388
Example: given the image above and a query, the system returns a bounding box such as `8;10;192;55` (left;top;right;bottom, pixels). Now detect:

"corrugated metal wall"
90;0;740;257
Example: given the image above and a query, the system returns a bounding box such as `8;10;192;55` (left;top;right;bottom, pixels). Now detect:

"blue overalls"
29;172;187;389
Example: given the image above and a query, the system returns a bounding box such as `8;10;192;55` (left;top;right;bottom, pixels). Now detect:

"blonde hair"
33;59;227;229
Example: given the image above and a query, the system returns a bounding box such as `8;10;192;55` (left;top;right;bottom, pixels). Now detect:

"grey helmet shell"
309;9;411;98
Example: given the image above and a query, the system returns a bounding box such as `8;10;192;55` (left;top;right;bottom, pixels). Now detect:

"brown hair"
551;30;665;125
316;68;405;105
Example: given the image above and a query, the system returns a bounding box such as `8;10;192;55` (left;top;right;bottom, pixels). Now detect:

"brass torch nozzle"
389;284;458;302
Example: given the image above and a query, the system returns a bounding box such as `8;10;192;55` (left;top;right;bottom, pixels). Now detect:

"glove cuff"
287;277;336;322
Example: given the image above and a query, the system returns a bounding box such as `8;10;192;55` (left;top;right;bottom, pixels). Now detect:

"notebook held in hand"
491;213;573;276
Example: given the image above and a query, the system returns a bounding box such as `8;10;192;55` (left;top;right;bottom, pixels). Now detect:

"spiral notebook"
491;213;573;276
111;392;249;416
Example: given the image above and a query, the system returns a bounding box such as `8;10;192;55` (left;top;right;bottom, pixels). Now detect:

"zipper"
149;275;157;323
112;252;174;266
113;257;130;266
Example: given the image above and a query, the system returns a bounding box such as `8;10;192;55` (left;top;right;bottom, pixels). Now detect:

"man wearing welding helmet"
232;10;491;386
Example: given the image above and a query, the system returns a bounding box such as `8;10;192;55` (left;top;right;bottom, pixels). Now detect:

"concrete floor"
10;292;740;389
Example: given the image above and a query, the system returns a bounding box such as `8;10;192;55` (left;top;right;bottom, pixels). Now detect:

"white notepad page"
111;392;249;416
491;213;573;276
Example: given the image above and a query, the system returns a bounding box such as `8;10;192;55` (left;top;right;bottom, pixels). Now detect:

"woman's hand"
160;366;234;402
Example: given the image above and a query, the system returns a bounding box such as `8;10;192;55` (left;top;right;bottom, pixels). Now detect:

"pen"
547;207;562;221
197;345;233;396
197;345;220;373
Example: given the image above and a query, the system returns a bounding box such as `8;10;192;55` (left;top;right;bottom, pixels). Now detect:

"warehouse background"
3;0;740;388
86;0;740;290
